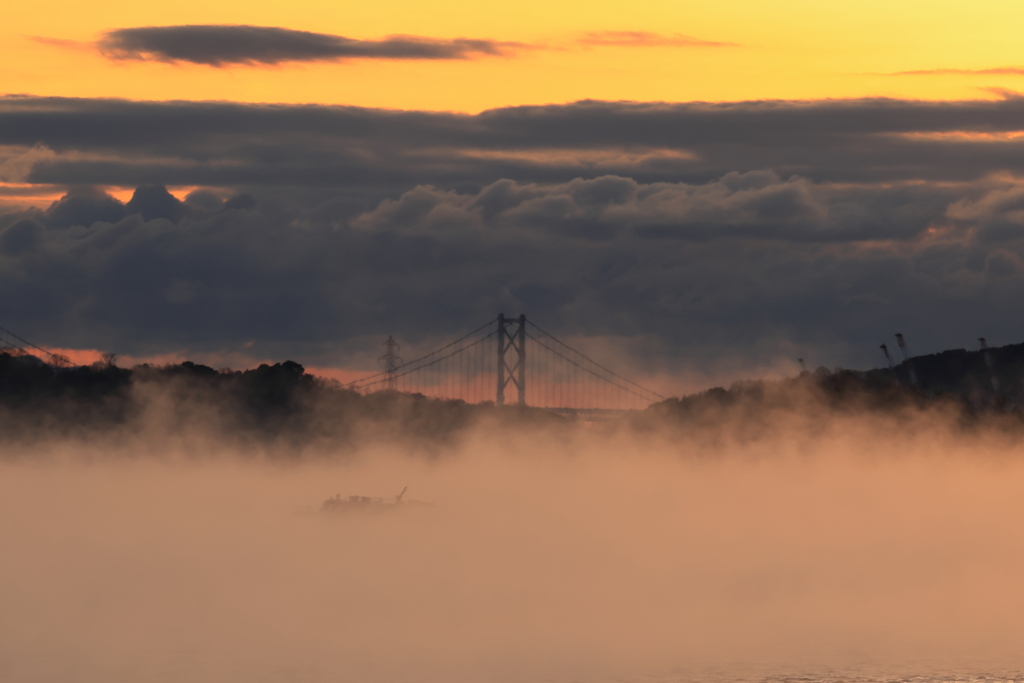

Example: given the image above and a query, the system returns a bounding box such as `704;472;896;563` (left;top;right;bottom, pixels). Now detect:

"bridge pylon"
496;313;526;406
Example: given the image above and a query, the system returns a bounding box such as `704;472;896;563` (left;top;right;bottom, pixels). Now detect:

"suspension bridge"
347;314;666;411
0;316;668;411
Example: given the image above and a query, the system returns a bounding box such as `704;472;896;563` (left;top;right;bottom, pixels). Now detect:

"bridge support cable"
349;328;498;398
346;318;497;390
527;321;666;404
0;329;26;356
0;324;72;367
524;331;663;410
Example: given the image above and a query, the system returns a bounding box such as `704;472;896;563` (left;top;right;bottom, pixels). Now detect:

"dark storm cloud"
6;95;1024;190
98;25;520;66
348;173;952;243
2;173;1024;376
6;95;1024;376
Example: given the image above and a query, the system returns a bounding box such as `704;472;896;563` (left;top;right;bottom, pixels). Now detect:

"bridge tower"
496;313;526;406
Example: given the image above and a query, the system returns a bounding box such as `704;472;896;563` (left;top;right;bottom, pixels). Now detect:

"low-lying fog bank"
2;417;1024;683
3;348;1024;456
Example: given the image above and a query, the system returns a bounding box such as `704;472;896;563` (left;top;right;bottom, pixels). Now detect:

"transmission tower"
379;335;402;391
496;313;526;406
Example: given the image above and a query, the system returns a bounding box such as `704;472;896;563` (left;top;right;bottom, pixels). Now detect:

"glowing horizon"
5;0;1024;112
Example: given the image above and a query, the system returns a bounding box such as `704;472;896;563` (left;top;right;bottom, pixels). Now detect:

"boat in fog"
321;486;432;512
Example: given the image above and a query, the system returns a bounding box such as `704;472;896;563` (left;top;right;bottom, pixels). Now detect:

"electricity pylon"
379;336;402;391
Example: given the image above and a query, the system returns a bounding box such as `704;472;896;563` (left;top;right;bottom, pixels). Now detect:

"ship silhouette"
321;486;432;512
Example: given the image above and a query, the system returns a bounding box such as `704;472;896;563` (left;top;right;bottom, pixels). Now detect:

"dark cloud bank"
4;95;1024;378
98;25;518;66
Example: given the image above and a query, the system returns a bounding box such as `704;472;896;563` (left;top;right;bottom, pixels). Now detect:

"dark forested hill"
0;354;554;446
2;339;1023;445
863;342;1024;402
644;341;1024;436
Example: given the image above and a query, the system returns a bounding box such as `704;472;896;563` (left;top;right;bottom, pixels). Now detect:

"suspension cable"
354;330;498;391
348;318;497;387
526;332;657;404
0;325;63;363
528;321;666;400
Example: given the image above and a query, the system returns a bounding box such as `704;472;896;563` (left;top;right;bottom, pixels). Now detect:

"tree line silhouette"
0;353;561;445
2;340;1023;445
644;341;1024;438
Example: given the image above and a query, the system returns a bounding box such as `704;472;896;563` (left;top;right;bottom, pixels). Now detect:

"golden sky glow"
4;0;1024;111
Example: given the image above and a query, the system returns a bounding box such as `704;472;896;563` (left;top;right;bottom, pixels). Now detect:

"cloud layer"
6;95;1024;190
2;171;1024;380
98;25;520;66
3;95;1024;381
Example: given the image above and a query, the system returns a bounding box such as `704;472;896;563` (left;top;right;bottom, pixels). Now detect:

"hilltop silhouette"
1;339;1023;446
644;341;1024;438
0;353;559;446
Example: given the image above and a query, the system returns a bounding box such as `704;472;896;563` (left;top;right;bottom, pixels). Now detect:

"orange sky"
4;0;1024;111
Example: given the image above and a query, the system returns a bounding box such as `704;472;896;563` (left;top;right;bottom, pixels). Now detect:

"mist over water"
2;414;1024;683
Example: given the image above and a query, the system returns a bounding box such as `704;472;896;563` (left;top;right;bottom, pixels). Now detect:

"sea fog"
1;410;1023;683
